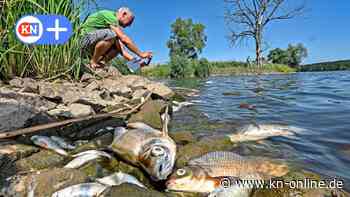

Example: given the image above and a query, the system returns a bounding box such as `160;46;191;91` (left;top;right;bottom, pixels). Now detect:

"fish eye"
151;146;165;157
176;168;186;176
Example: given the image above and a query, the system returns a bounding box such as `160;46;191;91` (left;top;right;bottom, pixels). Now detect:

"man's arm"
118;40;133;61
110;25;151;58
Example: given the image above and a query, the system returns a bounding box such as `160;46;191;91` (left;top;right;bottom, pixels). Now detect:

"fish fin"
188;151;243;166
126;122;156;132
161;105;170;136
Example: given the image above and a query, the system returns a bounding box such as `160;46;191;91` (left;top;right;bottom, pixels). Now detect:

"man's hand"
139;51;153;59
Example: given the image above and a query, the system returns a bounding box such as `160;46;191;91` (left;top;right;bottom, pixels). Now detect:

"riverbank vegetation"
298;60;350;72
142;61;296;78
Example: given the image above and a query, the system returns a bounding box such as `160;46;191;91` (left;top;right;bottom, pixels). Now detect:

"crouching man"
80;7;152;70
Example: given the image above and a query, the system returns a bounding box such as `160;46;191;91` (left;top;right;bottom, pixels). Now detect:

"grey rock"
39;82;83;103
48;103;95;118
9;77;39;93
80;73;96;82
128;99;168;130
0;89;56;132
85;80;100;91
76;91;127;112
144;82;174;99
68;103;95;118
0;88;56;110
99;78;132;98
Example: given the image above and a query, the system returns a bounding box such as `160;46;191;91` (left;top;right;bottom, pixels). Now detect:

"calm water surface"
169;71;350;189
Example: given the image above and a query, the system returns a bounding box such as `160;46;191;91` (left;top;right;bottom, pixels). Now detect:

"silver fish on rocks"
50;136;76;150
64;150;112;169
96;172;146;188
30;135;68;156
51;183;107;197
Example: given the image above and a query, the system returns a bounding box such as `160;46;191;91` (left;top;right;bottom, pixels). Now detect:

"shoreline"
1;75;349;196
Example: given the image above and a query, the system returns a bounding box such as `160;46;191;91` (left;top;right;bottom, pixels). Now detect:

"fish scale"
189;151;288;179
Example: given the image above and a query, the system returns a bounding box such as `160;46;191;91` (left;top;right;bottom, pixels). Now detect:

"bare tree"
225;0;306;67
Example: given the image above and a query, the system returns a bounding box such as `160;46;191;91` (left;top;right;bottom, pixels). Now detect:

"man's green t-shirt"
81;10;119;35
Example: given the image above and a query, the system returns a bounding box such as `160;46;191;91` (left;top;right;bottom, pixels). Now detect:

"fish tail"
54;149;69;156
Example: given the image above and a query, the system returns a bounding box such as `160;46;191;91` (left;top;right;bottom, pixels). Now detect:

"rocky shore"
0;75;348;197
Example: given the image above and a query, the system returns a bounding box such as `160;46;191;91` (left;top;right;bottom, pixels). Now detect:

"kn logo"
15;15;73;45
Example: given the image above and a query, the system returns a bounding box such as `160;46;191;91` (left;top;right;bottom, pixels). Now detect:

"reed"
0;0;95;80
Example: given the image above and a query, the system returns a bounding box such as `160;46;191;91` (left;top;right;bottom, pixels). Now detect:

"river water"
169;71;350;189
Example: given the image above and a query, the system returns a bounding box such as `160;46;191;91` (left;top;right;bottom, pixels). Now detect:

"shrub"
170;55;193;79
265;64;296;73
193;58;210;78
141;64;171;78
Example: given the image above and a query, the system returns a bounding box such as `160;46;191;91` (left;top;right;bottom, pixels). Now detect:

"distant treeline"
142;60;296;78
298;60;350;72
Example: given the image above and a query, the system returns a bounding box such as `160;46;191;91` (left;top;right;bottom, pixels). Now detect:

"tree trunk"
255;34;262;68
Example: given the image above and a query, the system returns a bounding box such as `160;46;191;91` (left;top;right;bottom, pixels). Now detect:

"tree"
267;48;289;64
224;0;306;67
286;43;308;66
267;43;307;66
167;18;207;59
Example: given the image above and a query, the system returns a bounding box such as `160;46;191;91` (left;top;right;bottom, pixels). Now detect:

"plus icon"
46;19;68;40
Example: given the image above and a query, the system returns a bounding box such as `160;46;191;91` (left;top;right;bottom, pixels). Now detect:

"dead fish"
96;172;146;188
239;103;256;110
30;135;68;156
166;166;250;196
64;150;112;169
50;136;76;150
110;106;176;181
51;183;107;197
228;124;305;142
166;152;287;195
172;101;194;112
188;151;289;179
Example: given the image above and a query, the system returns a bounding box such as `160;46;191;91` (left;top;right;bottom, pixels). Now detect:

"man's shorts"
80;29;117;58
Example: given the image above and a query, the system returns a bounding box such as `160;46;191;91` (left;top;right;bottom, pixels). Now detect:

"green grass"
209;61;295;75
142;61;296;78
141;64;171;78
0;0;95;80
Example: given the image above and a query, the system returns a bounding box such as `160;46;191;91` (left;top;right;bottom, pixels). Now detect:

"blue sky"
93;0;350;64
